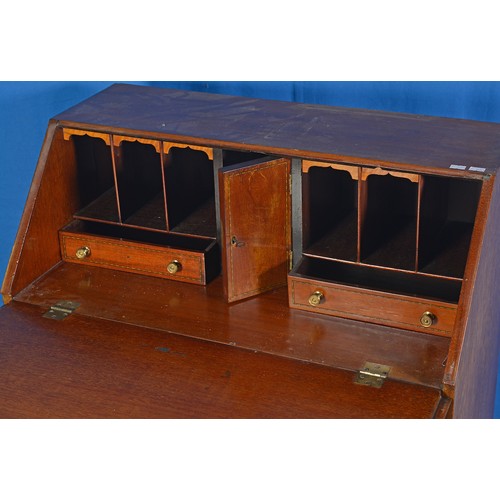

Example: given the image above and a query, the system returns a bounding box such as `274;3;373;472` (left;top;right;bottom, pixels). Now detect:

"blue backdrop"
2;81;500;416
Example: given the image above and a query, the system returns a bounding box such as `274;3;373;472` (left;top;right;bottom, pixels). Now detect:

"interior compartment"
62;219;215;252
222;150;265;167
303;167;358;262
361;173;418;270
418;176;481;278
164;147;216;238
72;135;119;223
293;256;462;303
114;140;166;230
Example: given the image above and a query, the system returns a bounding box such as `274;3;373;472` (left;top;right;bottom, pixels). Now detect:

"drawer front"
288;276;457;336
60;233;207;284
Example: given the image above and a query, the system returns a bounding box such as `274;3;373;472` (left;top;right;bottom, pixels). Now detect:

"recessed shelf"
72;134;118;223
360;173;418;270
304;211;358;262
75;188;120;223
169;197;216;238
418;175;481;278
114;140;165;227
303;166;358;262
122;192;167;230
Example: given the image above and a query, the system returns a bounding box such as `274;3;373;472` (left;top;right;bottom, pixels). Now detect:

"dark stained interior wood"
293;257;462;304
418;175;481;278
164;147;215;237
54;84;500;176
75;188;120;223
114;140;165;229
13;263;450;389
303;167;358;262
62;220;214;251
72;134;117;220
0;301;444;419
361;174;418;270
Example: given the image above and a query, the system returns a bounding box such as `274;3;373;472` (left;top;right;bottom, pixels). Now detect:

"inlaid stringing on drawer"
288;277;457;336
60;233;207;284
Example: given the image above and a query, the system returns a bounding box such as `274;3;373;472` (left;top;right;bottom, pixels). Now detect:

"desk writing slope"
2;83;500;418
0;301;443;419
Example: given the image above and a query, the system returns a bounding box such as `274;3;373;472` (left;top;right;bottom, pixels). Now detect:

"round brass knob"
420;311;436;328
167;260;182;274
75;246;91;259
308;291;325;307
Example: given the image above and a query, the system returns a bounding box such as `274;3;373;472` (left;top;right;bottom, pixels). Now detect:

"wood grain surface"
54;84;500;176
447;174;500;417
219;157;291;302
60;230;213;285
2;125;79;301
4;85;498;419
289;276;457;336
0;301;445;418
14;263;450;389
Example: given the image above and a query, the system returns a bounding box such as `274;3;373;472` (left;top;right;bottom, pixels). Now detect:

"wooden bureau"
2;83;500;418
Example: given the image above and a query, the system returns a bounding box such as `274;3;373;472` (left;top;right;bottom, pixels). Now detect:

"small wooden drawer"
288;276;458;336
59;224;219;285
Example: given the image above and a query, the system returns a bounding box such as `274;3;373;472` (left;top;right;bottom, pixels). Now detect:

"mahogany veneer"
2;84;500;418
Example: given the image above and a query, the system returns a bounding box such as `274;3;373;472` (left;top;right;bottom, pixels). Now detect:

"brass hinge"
354;362;391;388
43;300;80;320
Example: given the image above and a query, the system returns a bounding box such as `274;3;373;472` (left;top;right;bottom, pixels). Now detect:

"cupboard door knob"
420;311;436;328
75;246;91;259
167;260;182;274
308;291;325;306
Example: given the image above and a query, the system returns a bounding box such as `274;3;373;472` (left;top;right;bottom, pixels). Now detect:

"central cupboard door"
219;157;291;302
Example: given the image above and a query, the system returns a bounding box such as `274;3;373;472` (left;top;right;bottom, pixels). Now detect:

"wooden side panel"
2;123;79;301
448;174;500;418
219;158;291;302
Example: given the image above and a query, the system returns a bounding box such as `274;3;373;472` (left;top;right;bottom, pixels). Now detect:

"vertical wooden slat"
291;158;303;268
357;167;367;263
110;136;123;224
415;175;424;271
212;149;223;246
160;148;170;231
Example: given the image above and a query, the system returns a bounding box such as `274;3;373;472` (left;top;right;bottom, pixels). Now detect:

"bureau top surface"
54;83;500;175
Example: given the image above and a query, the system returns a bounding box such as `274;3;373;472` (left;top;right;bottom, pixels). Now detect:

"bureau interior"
303;166;358;262
67;132;218;240
294;256;462;303
114;139;165;230
62;219;215;252
361;173;418;270
300;163;482;301
71;134;118;223
418;175;482;277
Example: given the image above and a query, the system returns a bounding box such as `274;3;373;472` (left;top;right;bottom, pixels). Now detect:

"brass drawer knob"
308;291;325;307
420;311;437;328
167;260;182;274
75;246;91;259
